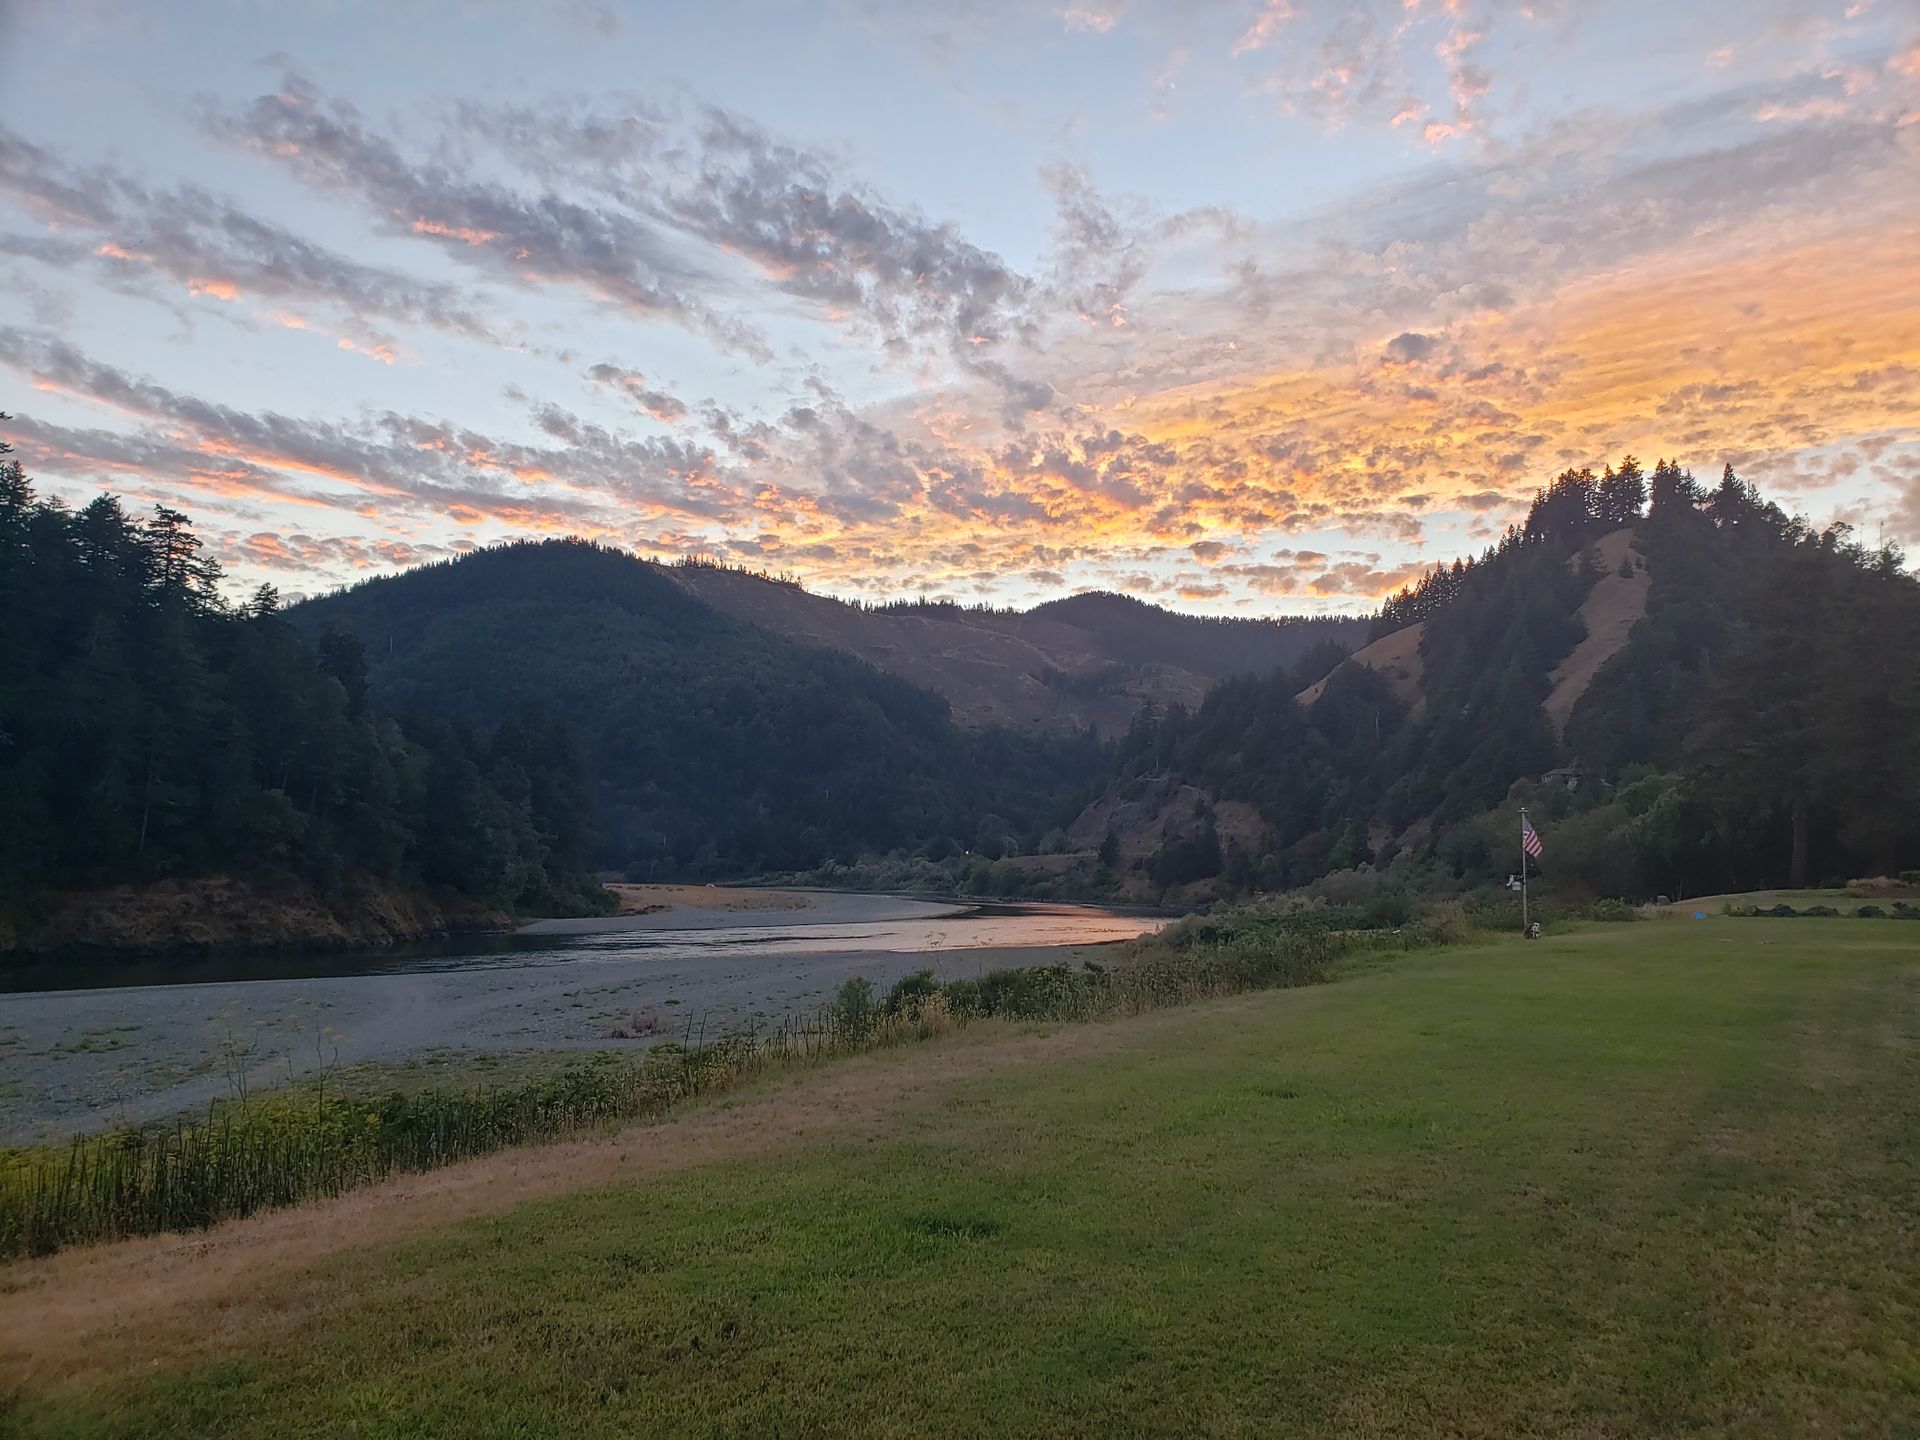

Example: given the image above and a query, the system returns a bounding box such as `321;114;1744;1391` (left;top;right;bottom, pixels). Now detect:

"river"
0;894;1162;1144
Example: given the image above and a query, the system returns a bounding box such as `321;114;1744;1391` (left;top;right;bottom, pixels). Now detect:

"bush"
830;977;877;1038
1404;900;1472;946
1585;898;1642;922
1856;904;1885;918
1146;824;1222;887
883;969;941;1016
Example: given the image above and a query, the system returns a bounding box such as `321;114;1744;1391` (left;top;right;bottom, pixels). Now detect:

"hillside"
669;565;1365;731
1295;621;1425;707
1543;528;1649;732
0;479;610;954
1293;528;1646;720
1037;460;1920;902
290;541;1106;878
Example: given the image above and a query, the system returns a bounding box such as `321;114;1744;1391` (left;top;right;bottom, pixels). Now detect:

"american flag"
1522;815;1544;859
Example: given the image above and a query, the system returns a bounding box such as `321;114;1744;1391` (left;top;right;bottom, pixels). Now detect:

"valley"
5;9;1917;1433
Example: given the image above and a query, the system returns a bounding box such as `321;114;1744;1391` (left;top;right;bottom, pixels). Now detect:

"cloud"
199;72;769;358
664;107;1035;357
0;124;491;344
0;326;749;540
9;8;1918;611
200;73;1042;368
586;363;690;423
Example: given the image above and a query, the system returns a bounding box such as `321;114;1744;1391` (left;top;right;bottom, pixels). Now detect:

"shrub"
830;977;877;1038
1856;904;1885;918
1404;900;1472;946
1584;898;1642;922
883;969;941;1017
1147;824;1222;887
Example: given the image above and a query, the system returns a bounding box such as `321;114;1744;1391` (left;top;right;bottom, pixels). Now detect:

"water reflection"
2;902;1162;996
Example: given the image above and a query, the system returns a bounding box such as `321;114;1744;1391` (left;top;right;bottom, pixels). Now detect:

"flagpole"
1519;806;1529;936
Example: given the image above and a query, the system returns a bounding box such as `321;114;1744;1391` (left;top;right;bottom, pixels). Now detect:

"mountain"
1053;460;1920;903
667;564;1365;732
290;540;1107;878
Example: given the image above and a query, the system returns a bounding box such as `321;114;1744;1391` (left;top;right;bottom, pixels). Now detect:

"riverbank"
0;874;518;964
10;919;1912;1434
0;896;1159;1144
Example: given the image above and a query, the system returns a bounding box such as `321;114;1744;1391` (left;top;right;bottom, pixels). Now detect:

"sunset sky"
2;0;1917;613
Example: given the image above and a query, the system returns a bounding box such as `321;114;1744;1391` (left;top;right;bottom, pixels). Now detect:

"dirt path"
0;1011;1175;1397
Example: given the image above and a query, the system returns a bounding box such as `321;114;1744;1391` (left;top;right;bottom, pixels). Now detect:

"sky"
1;0;1917;614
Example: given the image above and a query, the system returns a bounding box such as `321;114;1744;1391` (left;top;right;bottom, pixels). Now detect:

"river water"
0;896;1162;1143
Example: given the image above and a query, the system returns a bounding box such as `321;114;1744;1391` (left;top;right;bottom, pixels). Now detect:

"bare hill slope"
668;566;1366;731
1545;528;1650;733
1296;621;1426;707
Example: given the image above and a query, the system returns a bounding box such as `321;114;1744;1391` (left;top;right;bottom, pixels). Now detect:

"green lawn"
13;921;1919;1438
1654;886;1918;915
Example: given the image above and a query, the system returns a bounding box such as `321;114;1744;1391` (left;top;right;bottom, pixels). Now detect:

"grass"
1658;886;1920;916
0;917;1382;1258
6;917;1916;1437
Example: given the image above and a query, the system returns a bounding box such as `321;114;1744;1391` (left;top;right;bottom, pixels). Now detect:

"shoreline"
0;897;1162;1145
0;874;521;971
3;878;1177;973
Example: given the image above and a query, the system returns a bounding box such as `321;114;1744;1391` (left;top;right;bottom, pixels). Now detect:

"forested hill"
667;563;1364;732
1089;460;1920;901
290;540;1107;878
0;436;609;953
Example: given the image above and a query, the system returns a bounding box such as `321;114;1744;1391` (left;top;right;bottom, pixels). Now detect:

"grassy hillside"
9;918;1915;1436
670;565;1366;733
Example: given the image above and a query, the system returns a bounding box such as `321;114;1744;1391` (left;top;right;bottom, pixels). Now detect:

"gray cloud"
199;73;769;359
0;326;750;534
1384;331;1437;364
586;363;690;423
0;124;491;342
198;73;1050;370
667;107;1034;354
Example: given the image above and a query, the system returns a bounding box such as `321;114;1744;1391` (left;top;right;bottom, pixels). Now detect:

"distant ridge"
668;566;1367;731
288;539;1109;877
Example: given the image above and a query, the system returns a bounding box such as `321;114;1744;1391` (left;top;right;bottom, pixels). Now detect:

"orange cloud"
336;338;397;365
411;218;499;246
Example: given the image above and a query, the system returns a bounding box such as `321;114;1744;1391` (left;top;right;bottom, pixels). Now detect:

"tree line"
1112;456;1920;898
0;422;607;921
